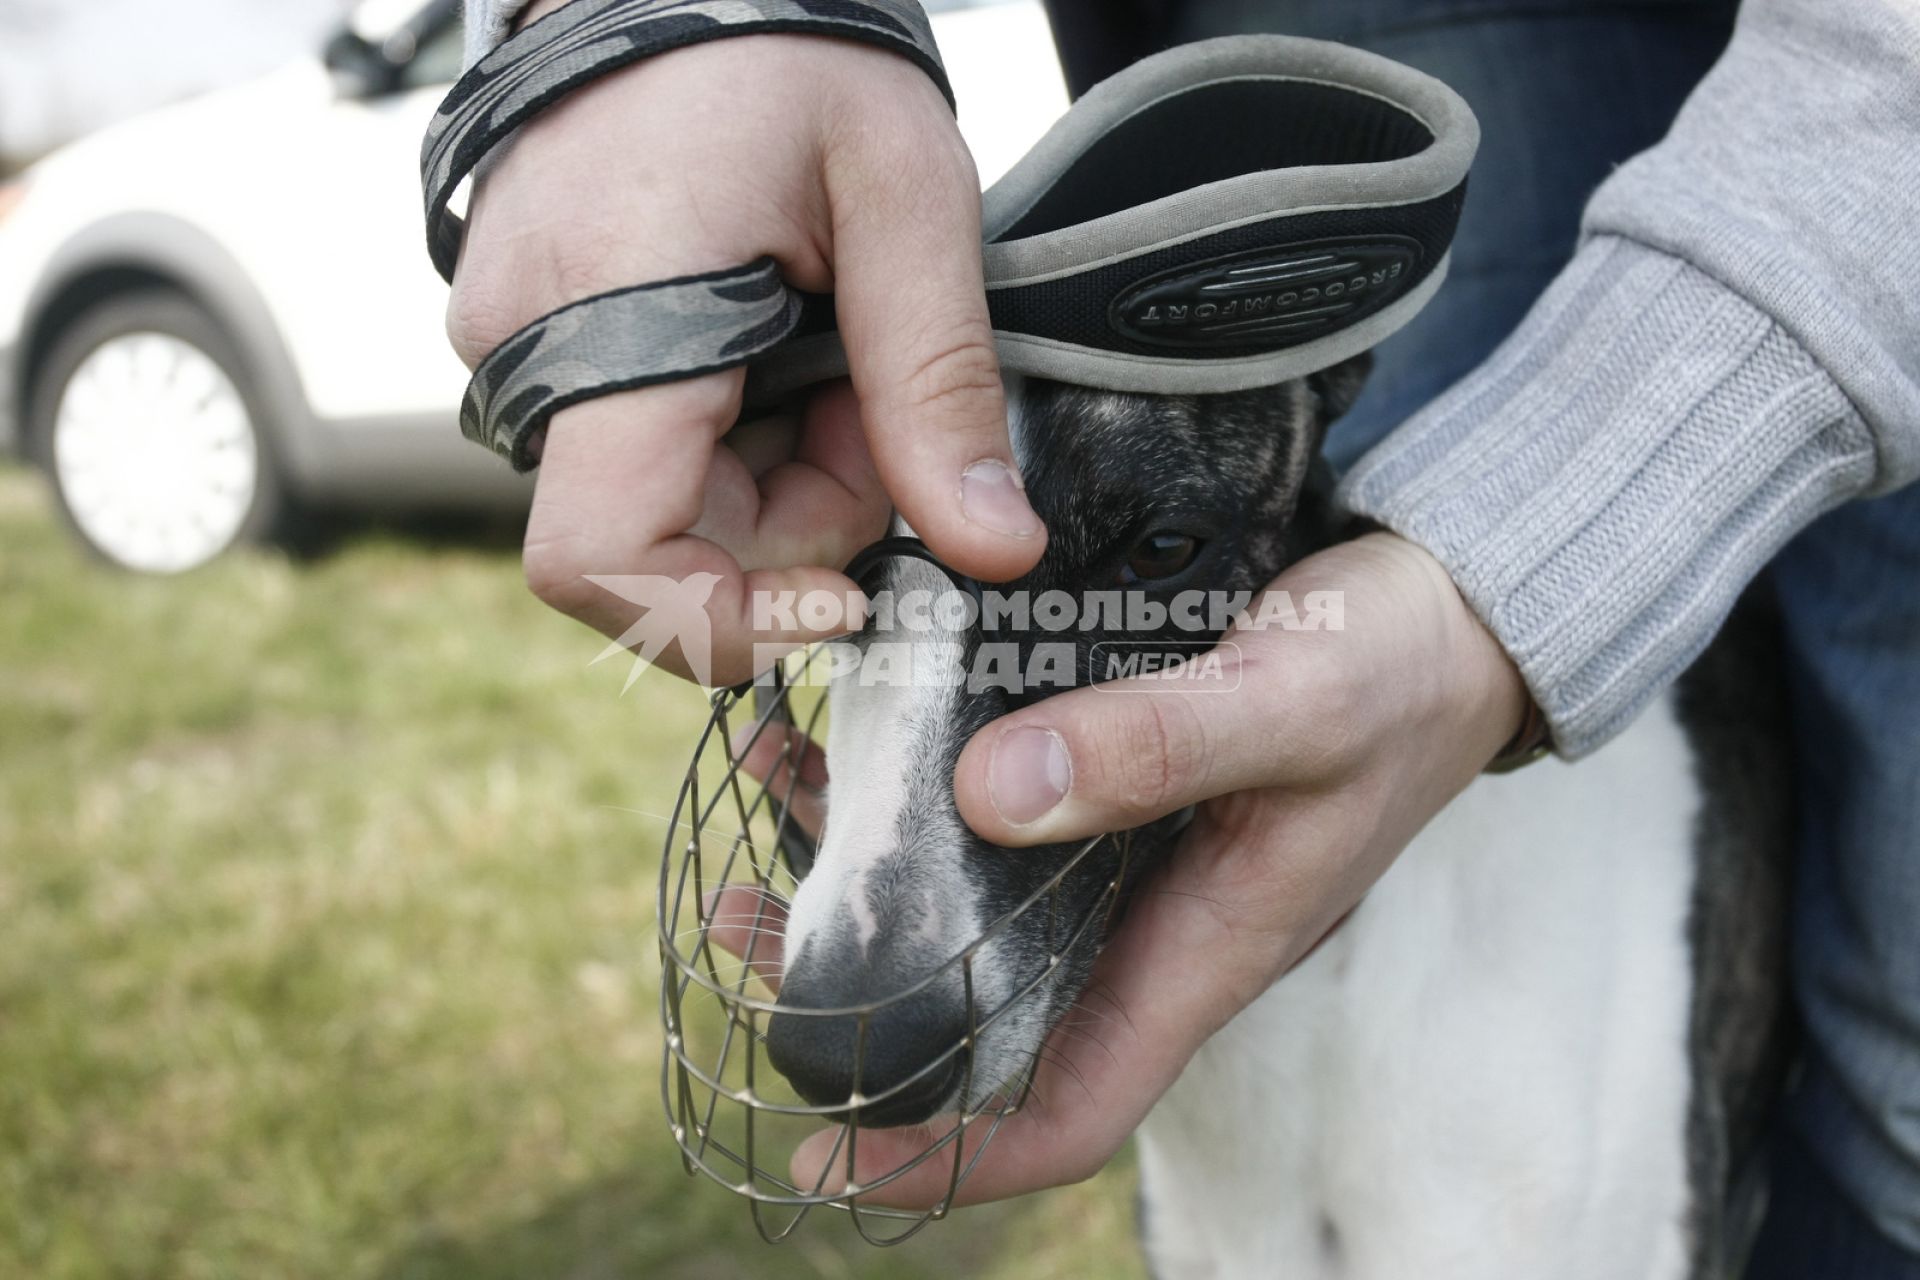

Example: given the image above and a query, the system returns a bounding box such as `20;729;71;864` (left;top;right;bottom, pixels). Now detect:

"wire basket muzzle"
657;639;1133;1244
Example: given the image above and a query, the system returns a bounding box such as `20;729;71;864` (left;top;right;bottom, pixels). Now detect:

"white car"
0;0;1064;572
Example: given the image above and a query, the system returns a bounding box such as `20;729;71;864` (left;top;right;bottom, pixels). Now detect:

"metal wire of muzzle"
656;540;1133;1245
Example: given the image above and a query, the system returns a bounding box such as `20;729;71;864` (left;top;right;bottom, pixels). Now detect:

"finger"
954;534;1515;841
720;413;801;480
524;379;871;685
825;85;1046;584
950;643;1309;846
698;380;892;574
731;723;829;838
702;884;789;994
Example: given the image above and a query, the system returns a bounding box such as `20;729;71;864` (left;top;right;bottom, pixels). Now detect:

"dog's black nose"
766;958;970;1128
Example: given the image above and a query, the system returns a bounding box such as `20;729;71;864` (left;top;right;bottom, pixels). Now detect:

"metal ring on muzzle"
657;543;1134;1244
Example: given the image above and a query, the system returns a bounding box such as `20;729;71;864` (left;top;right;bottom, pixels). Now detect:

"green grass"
0;466;1147;1280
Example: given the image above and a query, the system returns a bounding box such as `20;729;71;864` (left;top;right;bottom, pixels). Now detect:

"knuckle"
880;110;975;186
827;60;943;149
1109;695;1209;820
897;335;1004;422
652;485;706;541
446;227;626;368
520;530;595;614
828;91;976;221
444;279;520;370
920;120;982;195
545;234;624;305
664;374;748;445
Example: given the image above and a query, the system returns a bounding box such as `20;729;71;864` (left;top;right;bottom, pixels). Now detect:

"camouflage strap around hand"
458;259;800;470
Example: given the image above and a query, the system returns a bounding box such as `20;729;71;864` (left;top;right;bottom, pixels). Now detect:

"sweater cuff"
1337;234;1876;757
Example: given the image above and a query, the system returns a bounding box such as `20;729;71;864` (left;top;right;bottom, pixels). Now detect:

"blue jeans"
1754;490;1920;1272
1164;0;1920;1268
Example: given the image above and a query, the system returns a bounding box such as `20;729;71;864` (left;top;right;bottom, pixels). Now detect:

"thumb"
825;85;1046;584
952;648;1293;846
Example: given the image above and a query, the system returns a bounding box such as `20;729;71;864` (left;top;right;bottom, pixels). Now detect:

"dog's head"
767;358;1369;1126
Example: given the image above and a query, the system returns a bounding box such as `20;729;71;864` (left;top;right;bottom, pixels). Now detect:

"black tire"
27;289;288;573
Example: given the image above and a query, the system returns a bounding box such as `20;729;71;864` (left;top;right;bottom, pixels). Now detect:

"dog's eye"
1122;531;1202;583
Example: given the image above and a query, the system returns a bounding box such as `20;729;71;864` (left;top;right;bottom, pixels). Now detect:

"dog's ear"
1307;352;1374;425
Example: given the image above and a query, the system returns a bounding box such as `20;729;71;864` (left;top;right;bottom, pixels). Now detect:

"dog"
759;361;1794;1278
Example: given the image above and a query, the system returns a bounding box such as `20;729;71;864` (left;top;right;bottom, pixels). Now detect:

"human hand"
735;531;1526;1202
446;9;1046;683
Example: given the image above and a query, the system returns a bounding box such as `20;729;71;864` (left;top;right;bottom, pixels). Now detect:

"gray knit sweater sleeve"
1339;0;1920;757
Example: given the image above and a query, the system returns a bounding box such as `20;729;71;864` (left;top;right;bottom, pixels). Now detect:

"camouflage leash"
422;5;1479;472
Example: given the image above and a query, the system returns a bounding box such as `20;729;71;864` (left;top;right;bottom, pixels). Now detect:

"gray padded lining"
980;37;1479;271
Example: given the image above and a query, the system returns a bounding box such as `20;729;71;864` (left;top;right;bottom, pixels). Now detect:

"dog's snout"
766;945;970;1128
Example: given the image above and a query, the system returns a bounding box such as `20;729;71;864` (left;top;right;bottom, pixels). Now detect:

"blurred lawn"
0;465;1147;1280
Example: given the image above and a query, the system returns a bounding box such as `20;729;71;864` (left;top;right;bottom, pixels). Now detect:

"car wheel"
29;290;285;573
